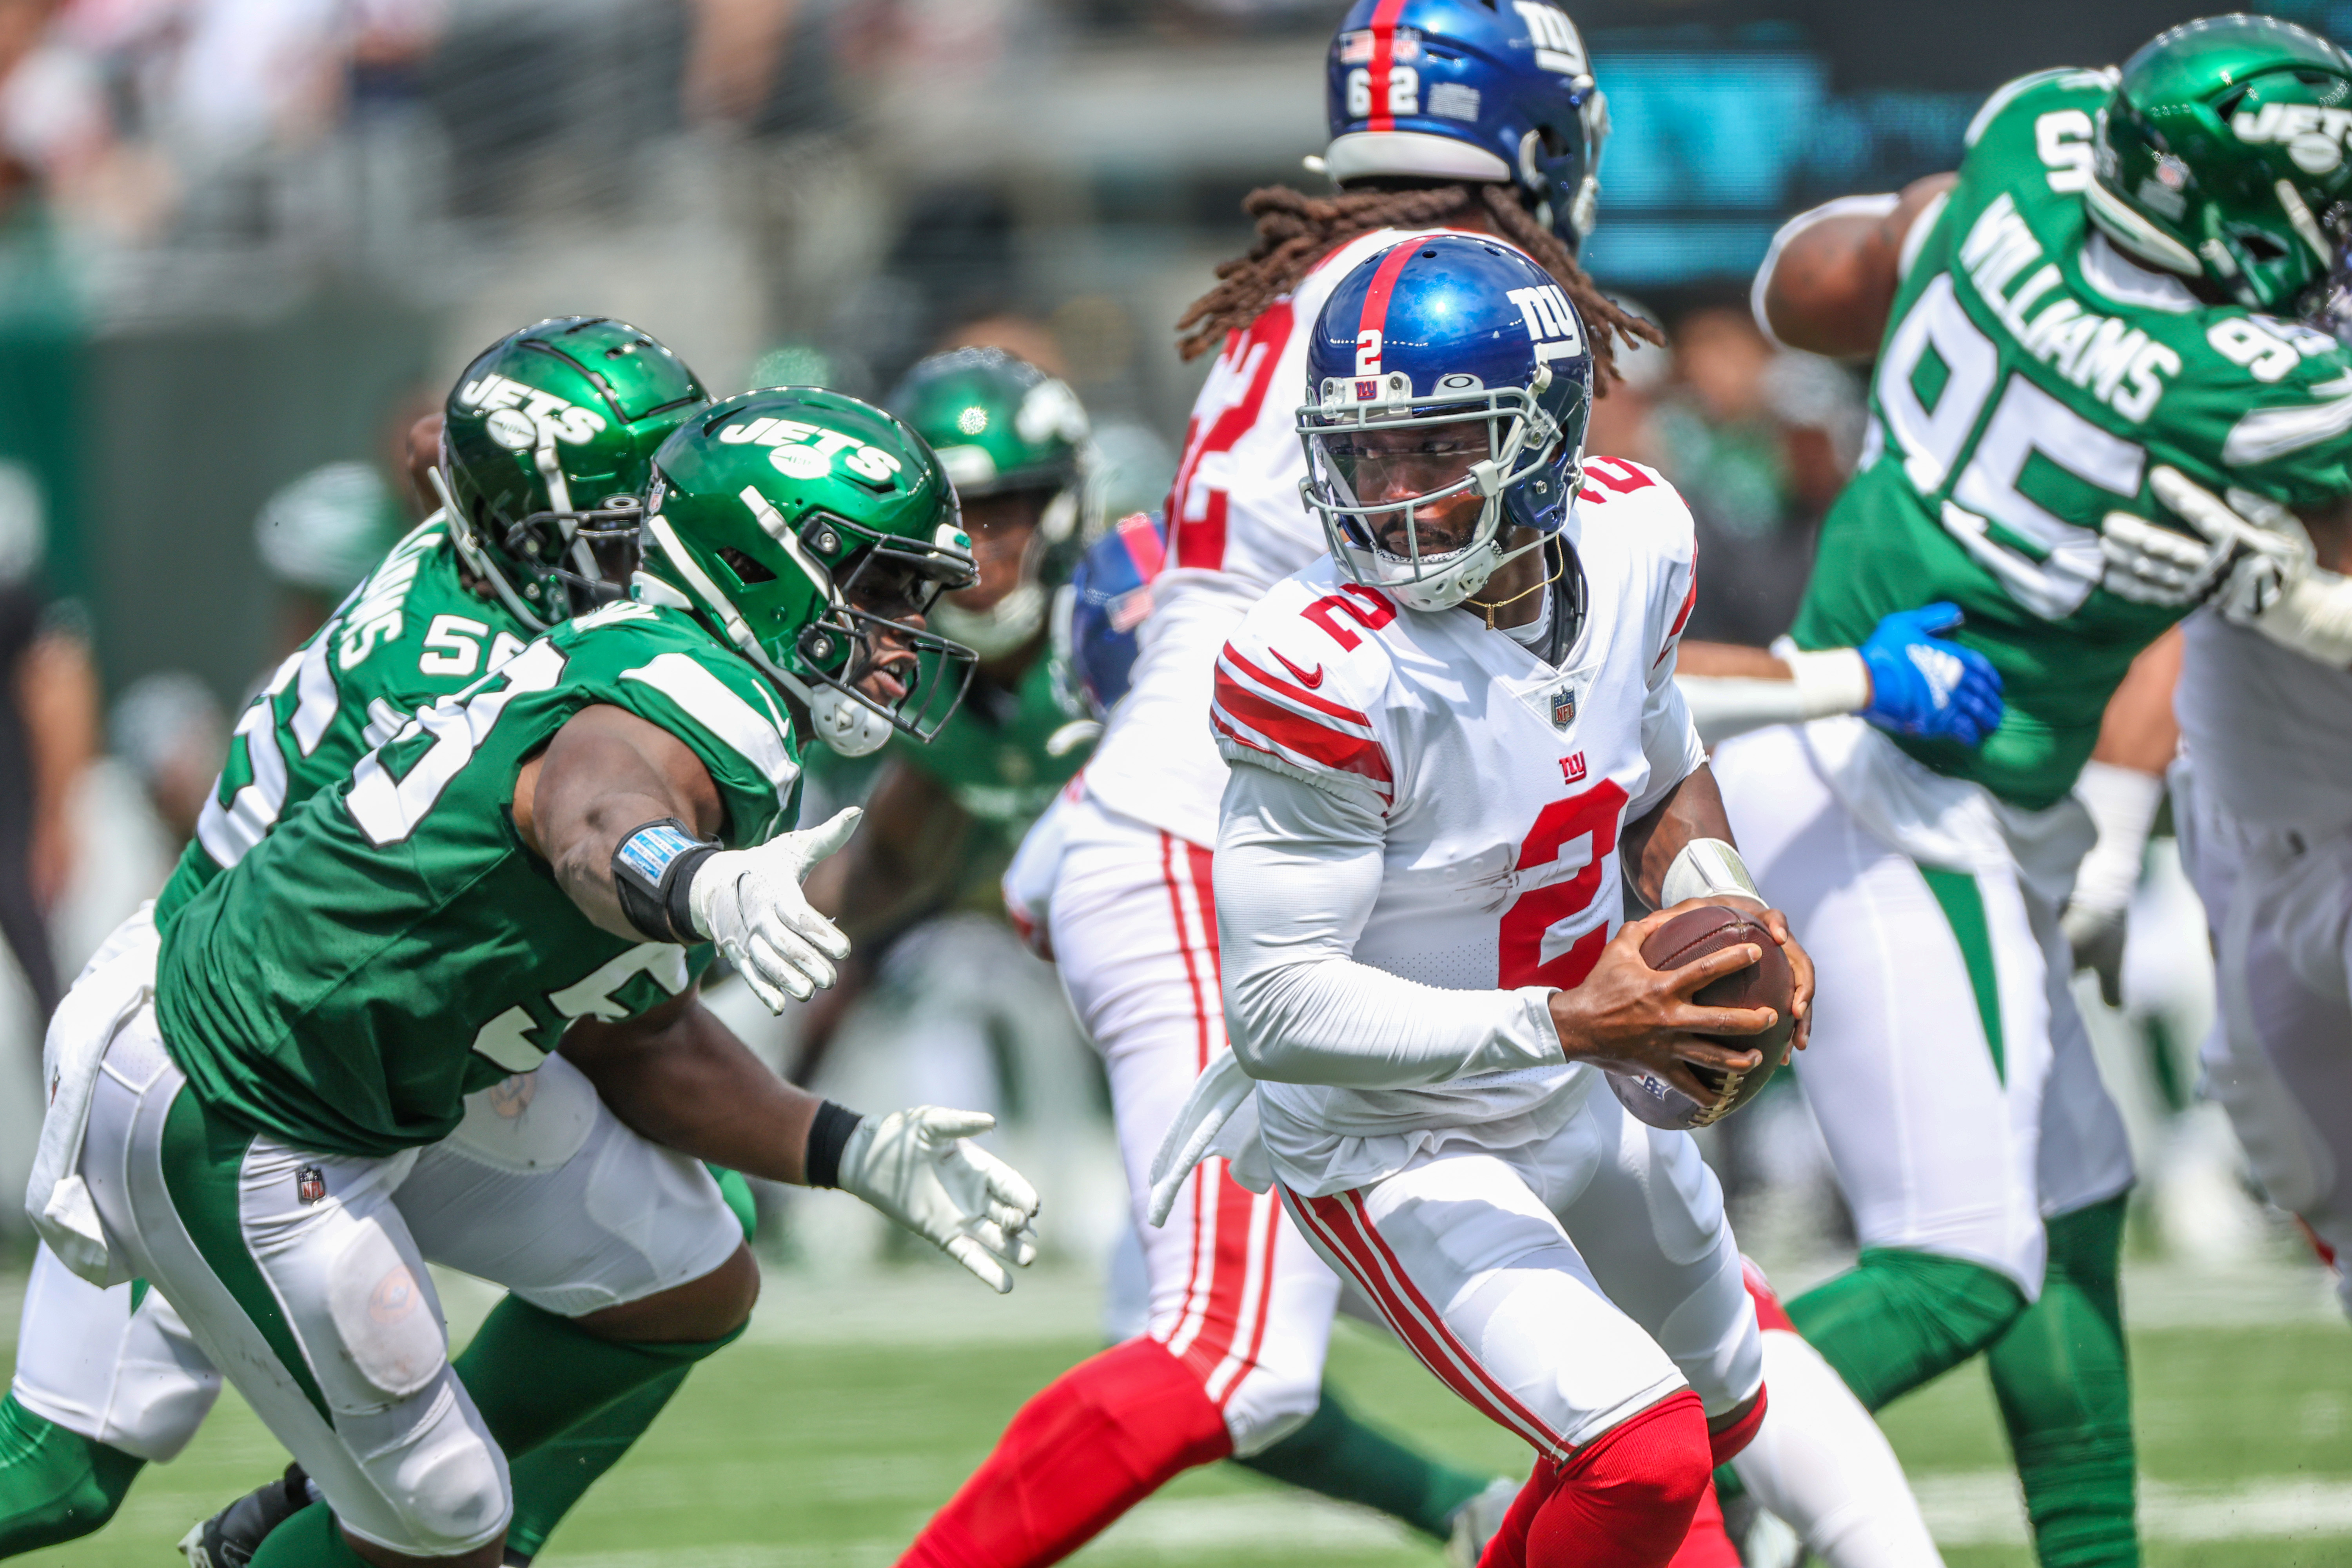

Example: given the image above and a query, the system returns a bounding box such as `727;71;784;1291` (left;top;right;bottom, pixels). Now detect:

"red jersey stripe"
1212;677;1396;790
1220;646;1374;726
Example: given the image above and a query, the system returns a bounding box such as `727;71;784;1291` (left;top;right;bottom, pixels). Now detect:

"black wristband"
804;1099;864;1189
612;819;720;944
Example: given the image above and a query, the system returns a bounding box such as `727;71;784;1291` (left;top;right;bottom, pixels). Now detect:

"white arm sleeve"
1675;645;1872;748
1215;760;1563;1088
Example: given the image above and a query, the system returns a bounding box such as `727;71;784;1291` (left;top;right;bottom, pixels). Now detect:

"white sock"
1731;1329;1946;1568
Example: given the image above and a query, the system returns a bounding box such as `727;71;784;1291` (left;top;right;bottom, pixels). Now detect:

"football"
1606;904;1795;1131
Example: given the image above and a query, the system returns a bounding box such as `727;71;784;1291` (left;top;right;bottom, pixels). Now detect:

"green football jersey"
1792;68;2352;809
156;599;800;1157
154;515;533;931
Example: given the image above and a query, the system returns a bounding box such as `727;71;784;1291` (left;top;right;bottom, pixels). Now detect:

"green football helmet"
2090;15;2352;316
885;348;1099;659
436;317;710;631
638;387;980;757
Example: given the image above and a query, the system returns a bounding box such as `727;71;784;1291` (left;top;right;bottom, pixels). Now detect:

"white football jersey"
1081;225;1498;848
2178;610;2352;831
1212;463;1704;1176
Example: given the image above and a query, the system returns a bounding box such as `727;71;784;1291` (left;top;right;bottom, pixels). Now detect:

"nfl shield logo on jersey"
296;1165;327;1206
1550;686;1576;728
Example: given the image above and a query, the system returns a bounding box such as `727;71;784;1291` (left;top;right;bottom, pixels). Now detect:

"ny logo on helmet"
456;374;610;450
2231;103;2352;176
1506;284;1586;367
1511;2;1586;76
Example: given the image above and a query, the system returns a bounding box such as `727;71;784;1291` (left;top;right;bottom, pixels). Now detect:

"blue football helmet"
1297;233;1594;612
1325;0;1609;253
1063;510;1167;719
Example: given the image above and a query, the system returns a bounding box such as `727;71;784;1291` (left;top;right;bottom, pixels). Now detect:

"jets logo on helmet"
1297;233;1595;613
1323;0;1609;252
436;317;709;633
638;387;980;758
2088;15;2352;320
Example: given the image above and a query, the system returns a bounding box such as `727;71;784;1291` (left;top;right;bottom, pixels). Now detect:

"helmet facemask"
925;483;1082;659
1299;371;1578;612
647;494;980;756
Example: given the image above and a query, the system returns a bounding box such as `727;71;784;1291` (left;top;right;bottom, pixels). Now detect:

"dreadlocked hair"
1174;182;1663;389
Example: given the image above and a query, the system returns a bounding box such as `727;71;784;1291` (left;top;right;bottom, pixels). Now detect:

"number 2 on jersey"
1498;780;1627;989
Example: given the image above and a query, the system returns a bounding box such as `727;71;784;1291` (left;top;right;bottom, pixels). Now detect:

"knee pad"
335;1379;511;1557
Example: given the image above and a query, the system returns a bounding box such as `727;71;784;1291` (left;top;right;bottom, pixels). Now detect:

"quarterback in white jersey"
1163;233;1806;1568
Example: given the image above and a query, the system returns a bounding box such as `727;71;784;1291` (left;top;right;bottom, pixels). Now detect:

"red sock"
1663;1481;1741;1568
1741;1256;1796;1334
1523;1390;1711;1568
898;1337;1233;1568
1475;1459;1558;1568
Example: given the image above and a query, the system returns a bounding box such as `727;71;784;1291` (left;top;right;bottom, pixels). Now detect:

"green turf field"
7;1257;2351;1566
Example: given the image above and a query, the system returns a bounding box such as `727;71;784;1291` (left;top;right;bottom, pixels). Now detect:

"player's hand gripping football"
839;1107;1042;1293
1547;902;1813;1106
688;807;862;1011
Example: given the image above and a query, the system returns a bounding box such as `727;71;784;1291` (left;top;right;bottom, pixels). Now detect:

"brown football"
1606;904;1795;1131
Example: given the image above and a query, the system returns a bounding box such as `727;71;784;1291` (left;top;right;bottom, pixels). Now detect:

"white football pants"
2173;755;2352;1314
1715;724;2134;1296
1278;1090;1762;1459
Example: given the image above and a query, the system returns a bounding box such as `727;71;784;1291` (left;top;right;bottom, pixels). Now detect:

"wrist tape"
613;819;720;944
1661;837;1761;909
805;1100;864;1189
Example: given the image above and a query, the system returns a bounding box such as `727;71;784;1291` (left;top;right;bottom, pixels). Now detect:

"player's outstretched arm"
563;995;1040;1292
521;701;859;1010
1675;610;2004;750
1754;173;1955;358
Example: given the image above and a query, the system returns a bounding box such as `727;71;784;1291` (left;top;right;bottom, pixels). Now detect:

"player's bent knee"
572;1242;758;1344
1222;1364;1323;1458
1530;1392;1712;1565
339;1381;512;1558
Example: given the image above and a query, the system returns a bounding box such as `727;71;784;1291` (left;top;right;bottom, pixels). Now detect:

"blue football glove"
1857;603;2005;747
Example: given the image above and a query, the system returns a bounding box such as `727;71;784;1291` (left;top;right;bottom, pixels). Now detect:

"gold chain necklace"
1471;545;1563;630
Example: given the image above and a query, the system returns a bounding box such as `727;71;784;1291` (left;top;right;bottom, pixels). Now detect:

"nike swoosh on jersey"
1271;649;1326;688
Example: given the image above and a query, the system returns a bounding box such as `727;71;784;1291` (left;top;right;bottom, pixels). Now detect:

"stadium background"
2;0;2351;1562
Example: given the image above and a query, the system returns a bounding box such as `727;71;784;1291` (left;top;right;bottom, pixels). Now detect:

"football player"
1712;16;2352;1566
29;384;1040;1568
1164;232;1794;1568
800;354;1519;1553
2;317;751;1565
893;9;1649;1566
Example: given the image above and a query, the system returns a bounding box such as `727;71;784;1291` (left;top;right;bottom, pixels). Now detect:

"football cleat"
1297;232;1595;612
179;1463;311;1568
1444;1475;1522;1568
1323;0;1609;253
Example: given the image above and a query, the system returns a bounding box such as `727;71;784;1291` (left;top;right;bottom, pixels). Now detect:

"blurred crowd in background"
0;0;2312;1282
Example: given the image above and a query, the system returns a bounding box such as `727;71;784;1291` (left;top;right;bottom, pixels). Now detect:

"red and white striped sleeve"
1209;585;1398;813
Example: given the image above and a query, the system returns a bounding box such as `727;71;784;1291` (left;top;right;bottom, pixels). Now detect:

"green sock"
1786;1246;2027;1410
1987;1197;2139;1568
502;1368;689;1560
453;1297;742;1461
1232;1385;1490;1541
0;1394;144;1553
245;1501;371;1568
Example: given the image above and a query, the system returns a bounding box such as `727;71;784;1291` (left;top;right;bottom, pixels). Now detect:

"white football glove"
839;1107;1042;1293
2098;509;2234;606
686;806;860;1012
2147;466;2314;621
